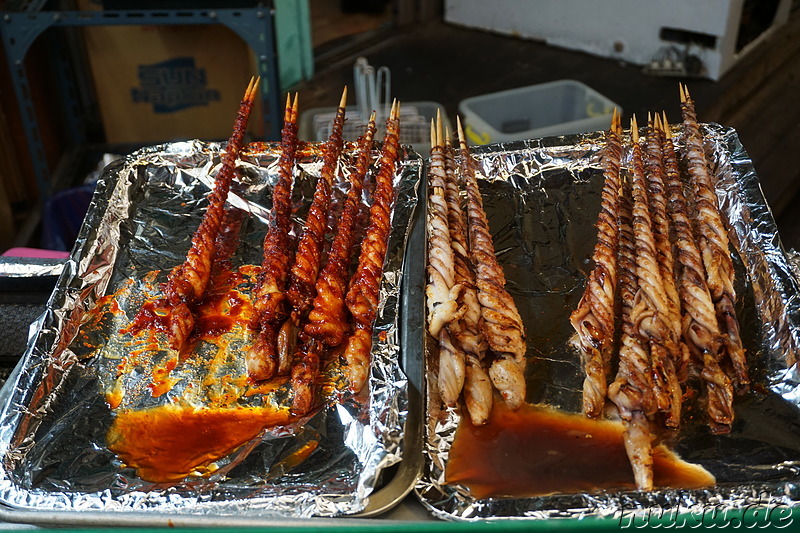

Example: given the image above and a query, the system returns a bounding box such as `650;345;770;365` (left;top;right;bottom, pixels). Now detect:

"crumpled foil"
0;139;422;520
416;125;800;521
0;258;65;279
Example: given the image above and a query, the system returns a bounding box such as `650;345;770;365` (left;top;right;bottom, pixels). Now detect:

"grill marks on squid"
629;118;683;431
573;93;747;490
661;111;733;434
608;170;656;490
460;142;527;410
679;84;749;398
426;115;528;421
343;102;401;394
129;77;260;352
427;118;466;408
444;132;492;426
291;113;379;415
129;82;402;419
570;109;622;418
248;93;300;381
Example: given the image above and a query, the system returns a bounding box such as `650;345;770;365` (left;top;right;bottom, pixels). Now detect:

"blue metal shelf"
0;6;281;200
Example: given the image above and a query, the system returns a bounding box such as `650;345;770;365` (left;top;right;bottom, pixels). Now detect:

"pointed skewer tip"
436;110;444;147
630;115;639;142
662;111;672;139
246;77;259;101
456;116;466;146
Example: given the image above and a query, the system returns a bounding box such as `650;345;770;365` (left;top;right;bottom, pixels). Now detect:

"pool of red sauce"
108;267;293;483
107;403;293;483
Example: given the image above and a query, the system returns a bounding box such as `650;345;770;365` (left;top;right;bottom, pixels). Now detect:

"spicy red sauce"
107;403;293;483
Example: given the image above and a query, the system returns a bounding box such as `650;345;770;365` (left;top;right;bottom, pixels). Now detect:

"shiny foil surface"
0;140;422;520
416;125;800;521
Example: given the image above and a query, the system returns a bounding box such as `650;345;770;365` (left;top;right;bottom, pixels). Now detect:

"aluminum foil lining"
0;139;422;518
416;124;800;520
0;258;65;279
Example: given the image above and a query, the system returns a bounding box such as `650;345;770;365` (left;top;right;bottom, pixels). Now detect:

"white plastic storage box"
458;80;620;145
298;102;450;157
445;0;792;81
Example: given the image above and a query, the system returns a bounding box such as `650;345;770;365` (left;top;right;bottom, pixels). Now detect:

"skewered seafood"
644;115;688;382
428;118;466;407
570;109;622;418
660;113;723;370
305;114;378;347
291;113;378;415
664;113;732;434
286;89;348;325
571;103;747;487
629;117;682;429
443;128;491;425
457;118;527;410
608;171;656;490
679;84;749;396
128;77;259;351
273;89;347;377
248;93;299;380
426;123;461;342
84;84;411;485
343;101;401;393
665;106;734;434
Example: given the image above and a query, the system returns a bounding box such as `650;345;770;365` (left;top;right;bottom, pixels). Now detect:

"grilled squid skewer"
457;118;527;410
444;128;491;425
644;115;688;382
679;84;748;395
278;89;348;375
629;118;682;429
608;173;657;490
305;114;378;347
429;119;466;407
426;123;461;341
291;114;378;415
147;77;259;351
248;93;299;380
569;109;622;418
664;109;733;433
343;101;401;393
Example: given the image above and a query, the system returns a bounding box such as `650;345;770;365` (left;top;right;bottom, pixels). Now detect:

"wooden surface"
294;5;800;250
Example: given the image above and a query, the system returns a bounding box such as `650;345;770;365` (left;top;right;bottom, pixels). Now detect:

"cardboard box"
444;0;791;81
79;4;262;143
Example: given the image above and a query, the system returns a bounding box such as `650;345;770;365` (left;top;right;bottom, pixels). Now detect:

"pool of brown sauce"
445;402;715;498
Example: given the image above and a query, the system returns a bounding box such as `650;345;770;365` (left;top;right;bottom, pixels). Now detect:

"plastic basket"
458;80;620;145
298;102;450;157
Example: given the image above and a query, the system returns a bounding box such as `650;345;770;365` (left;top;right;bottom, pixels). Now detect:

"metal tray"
0;140;426;526
416;125;800;523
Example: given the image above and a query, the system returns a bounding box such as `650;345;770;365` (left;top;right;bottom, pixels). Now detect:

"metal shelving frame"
0;3;281;201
